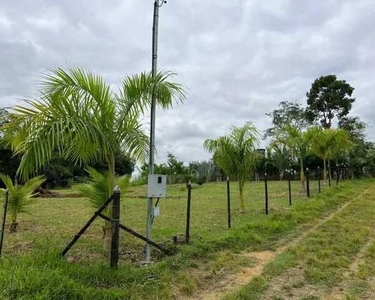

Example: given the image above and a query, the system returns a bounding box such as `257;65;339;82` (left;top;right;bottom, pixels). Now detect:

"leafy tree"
138;153;189;184
338;116;366;142
265;101;309;138
6;67;185;249
0;145;20;187
188;160;221;183
306;75;355;128
308;127;351;181
138;162;168;185
365;143;375;177
91;152;134;177
337;116;370;178
43;157;75;188
276;125;311;190
0;174;45;232
267;141;291;180
166;153;187;175
204;122;259;211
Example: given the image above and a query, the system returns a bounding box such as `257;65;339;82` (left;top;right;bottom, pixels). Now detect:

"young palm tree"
0;174;45;232
276;125;311;191
74;168;130;247
267;141;291;180
6;67;185;247
204;122;259;212
309;127;351;181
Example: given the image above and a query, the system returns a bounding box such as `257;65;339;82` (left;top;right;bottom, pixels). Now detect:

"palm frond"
74;168;130;209
6;67;186;180
204;122;259;180
0;174;45;222
117;70;186;118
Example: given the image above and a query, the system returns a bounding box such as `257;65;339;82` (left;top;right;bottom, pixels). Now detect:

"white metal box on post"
147;174;167;198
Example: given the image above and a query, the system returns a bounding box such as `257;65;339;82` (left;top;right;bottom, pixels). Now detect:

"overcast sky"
0;0;374;164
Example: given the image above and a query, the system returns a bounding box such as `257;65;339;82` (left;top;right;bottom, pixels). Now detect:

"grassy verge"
0;179;372;299
226;181;375;300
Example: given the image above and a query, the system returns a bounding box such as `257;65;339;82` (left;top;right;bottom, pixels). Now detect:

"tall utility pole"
145;0;166;264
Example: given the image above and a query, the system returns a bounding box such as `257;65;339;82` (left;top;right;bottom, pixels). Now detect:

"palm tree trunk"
103;153;116;252
328;160;332;182
10;218;18;233
300;158;305;191
239;181;245;212
323;158;327;182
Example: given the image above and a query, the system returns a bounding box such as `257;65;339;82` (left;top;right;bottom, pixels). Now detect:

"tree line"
204;75;375;211
1;70;375;238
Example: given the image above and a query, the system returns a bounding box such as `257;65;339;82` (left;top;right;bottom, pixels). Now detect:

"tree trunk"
279;170;284;181
102;219;112;253
10;220;18;233
102;153;116;252
300;158;305;191
328;160;332;182
323;158;327;182
239;181;245;212
10;212;18;233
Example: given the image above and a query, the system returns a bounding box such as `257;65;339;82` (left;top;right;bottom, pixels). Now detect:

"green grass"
0;179;371;299
226;180;375;300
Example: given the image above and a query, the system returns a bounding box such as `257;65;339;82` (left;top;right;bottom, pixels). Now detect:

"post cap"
113;185;121;193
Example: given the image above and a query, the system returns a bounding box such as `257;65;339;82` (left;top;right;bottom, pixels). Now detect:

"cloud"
0;0;374;163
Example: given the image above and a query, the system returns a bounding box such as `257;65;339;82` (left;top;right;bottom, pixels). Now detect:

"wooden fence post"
306;168;310;198
110;186;121;269
0;189;9;257
318;166;321;193
226;176;231;228
185;181;192;243
264;173;269;215
328;163;331;187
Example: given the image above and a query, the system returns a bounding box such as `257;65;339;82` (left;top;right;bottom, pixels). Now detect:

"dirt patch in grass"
189;251;277;300
186;190;361;300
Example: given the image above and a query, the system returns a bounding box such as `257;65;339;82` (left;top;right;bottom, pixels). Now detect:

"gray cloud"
0;0;374;164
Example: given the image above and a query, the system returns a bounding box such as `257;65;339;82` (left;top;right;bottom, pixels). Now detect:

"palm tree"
204;122;259;212
74;168;130;246
0;174;45;232
6;67;185;247
267;141;291;180
309;127;351;181
277;125;311;191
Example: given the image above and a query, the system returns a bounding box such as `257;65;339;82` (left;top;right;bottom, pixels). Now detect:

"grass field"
0;179;373;299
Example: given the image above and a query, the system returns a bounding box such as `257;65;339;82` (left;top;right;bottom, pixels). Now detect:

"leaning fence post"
110;186;121;269
61;194;114;257
306;168;310;198
264;173;269;215
226;176;231;229
185;181;192;243
0;189;9;257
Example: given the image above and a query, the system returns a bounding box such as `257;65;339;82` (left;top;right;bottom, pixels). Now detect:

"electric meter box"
147;174;167;198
